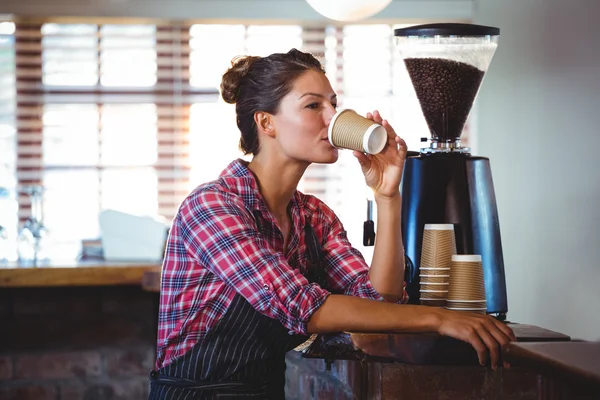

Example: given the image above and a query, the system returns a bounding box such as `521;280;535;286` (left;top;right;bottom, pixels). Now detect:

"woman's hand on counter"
307;294;516;369
435;308;516;369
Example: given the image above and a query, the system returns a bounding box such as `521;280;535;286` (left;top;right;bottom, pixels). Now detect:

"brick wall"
0;286;158;400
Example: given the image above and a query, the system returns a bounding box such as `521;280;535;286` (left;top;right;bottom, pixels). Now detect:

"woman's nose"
324;104;337;125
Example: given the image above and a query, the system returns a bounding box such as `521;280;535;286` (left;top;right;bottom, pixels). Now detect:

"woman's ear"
254;112;275;138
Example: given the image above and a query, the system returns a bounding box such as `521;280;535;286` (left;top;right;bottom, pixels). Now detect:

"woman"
149;48;515;399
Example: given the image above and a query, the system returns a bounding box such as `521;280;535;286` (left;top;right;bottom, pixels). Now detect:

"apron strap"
149;370;245;390
303;221;327;288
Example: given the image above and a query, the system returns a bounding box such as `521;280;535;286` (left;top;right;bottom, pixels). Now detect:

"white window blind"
0;22;16;187
0;21;17;256
13;22;202;259
5;19;448;261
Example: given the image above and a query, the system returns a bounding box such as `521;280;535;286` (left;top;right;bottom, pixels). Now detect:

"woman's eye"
306;103;319;109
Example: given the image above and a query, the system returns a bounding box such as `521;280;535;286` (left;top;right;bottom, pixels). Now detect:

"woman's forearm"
368;192;405;302
306;294;438;333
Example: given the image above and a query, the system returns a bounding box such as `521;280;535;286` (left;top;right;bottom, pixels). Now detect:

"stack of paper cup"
447;255;487;314
419;224;456;307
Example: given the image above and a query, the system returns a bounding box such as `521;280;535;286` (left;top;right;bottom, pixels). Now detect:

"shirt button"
263;284;269;290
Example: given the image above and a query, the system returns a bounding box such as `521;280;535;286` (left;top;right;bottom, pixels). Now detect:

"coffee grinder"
392;23;507;319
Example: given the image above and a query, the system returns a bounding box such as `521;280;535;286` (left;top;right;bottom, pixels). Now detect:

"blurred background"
0;0;599;343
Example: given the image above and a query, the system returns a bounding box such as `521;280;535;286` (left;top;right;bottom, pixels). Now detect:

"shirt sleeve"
321;209;409;304
177;188;330;335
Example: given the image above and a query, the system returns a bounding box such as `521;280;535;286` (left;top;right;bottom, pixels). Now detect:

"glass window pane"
101;104;157;166
101;168;158;216
43;105;100;166
0;25;17;254
189;102;244;188
342;25;392;96
42;36;98;48
43;169;101;260
324;26;339;90
42;23;98;86
189;25;245;88
100;25;157;87
246;25;303;56
41;23;97;36
0;22;15;35
100;49;157;87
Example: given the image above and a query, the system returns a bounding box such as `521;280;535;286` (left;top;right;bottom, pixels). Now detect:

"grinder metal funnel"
395;24;498;152
394;23;508;319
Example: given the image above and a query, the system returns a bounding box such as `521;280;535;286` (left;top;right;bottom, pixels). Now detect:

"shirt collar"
219;158;270;213
219;158;303;223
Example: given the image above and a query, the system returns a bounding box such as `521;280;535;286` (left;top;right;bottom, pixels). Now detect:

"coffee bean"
404;58;484;142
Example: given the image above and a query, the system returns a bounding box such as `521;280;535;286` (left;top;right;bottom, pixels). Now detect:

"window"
0;21;17;260
11;22;195;259
187;25;305;187
4;19;444;262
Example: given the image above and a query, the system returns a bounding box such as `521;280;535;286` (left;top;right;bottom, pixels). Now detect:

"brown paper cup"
419;274;449;284
419;267;450;276
448;255;486;301
328;109;387;154
446;300;487;309
448;282;486;298
447;307;487;314
420;299;447;307
420;282;449;291
420;224;457;268
419;289;448;300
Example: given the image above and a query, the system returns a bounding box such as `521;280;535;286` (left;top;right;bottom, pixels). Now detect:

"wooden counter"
503;341;600;399
294;324;572;399
0;260;161;287
304;323;571;365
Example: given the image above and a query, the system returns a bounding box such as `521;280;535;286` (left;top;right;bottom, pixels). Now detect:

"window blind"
4;19;444;261
0;21;17;251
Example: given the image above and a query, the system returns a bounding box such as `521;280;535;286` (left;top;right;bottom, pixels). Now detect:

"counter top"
0;260;162;287
304;323;571;365
503;341;600;394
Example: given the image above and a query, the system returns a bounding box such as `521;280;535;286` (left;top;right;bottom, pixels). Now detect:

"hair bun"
220;55;261;104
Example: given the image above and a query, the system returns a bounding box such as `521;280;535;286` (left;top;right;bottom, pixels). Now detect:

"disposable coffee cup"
420;299;447;307
420;282;449;292
328;109;387;154
446;300;487;309
419;289;448;300
419;275;449;284
448;254;486;301
419;267;450;276
420;224;457;268
447;307;487;314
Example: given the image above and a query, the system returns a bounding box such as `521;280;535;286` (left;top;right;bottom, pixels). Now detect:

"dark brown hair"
220;48;325;155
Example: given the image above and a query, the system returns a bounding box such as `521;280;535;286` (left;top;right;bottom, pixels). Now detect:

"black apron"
148;217;326;400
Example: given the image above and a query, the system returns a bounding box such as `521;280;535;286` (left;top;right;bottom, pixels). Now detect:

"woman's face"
271;69;339;164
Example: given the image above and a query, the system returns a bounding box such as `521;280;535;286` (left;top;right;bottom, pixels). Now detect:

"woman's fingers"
483;318;514;346
439;311;515;369
382;120;397;140
353;150;371;172
492;319;517;342
474;316;515;369
475;325;501;369
464;328;488;366
371;110;383;124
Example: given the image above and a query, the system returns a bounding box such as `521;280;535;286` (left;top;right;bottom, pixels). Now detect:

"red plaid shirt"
155;159;408;369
